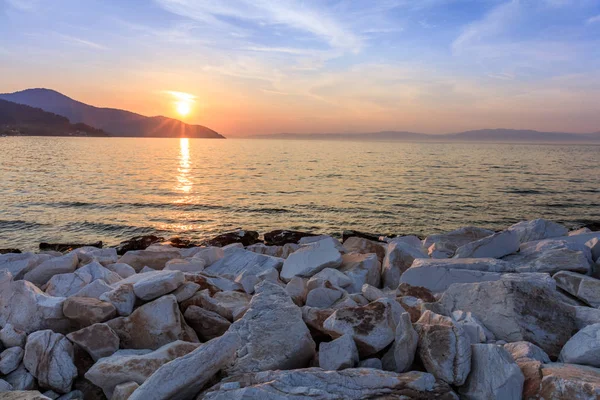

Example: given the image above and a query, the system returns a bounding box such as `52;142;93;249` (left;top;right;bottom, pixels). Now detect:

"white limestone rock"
45;261;122;297
504;240;592;274
381;241;427;289
192;247;225;266
106;263;136;278
533;362;600;399
73;247;118;266
423;227;495;256
381;312;418;373
0;346;24;375
307;268;352;291
299;235;345;252
112;382;139;400
130;270;185;301
342;237;386;263
559;323;600;367
84;340;199;398
508;219;569;243
0;252;50;280
318;334;359;370
553;271;600;307
452;310;494;344
71;279;112;299
459;344;524;400
414;311;471;386
23;330;77;394
118;250;181;272
285;276;308;306
226;281;316;375
0;323;26;348
361;283;394;302
164;258;206;273
338;253;380;293
99;283;136;316
454;230;519;259
171;281;200;302
182;289;251;321
280;240;342;281
4;364;36;390
126;333;240;400
24;253;78;286
184;305;231;341
305;285;345;308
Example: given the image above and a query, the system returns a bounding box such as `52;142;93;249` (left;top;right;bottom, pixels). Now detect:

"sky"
1;0;600;136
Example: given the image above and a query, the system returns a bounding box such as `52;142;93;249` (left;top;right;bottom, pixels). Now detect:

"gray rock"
0;346;24;374
285;276;307;306
106;295;198;349
508;219;569;243
414;311;471;386
382;241;427;289
0;323;26;348
454;230;520;259
24;330;77;393
164;258;206;273
452;310;493;344
307;268;352;291
118;250;181;272
459;344;524;400
381;312;418;373
338;253;381;293
171;281;200;302
191;246;224;266
504;341;551;363
226;282;316;375
358;358;382;369
0;252;49;280
126;333;239;400
71;279;112;299
73;246;118;266
4;364;37;390
184;305;231;341
0;392;51;400
504;244;591;275
305;286;344;308
554;271;600;307
559;323;600;367
280;240;342;281
181;290;250;321
424;227;495;256
112;382;139;400
586;237;600;262
318;334;359;370
569;227;593;236
0;378;13;391
106;263;136;278
535;363;600;399
575;306;600;329
130;270;185;301
66;323;120;361
99;283;136;316
85;340;199;398
342;237;386;263
45;261;122;298
201;368;458;399
24;253;78;286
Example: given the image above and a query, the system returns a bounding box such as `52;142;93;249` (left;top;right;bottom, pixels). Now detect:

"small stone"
318;334;359;370
24;253;78;286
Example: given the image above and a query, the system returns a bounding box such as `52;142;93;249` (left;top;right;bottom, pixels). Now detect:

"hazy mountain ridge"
0;88;225;139
0;99;109;137
253;129;600;142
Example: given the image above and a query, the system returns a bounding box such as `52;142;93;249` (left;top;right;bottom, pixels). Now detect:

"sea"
1;137;599;251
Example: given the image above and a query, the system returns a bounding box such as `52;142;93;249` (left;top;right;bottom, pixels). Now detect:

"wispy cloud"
243;46;315;55
5;0;39;12
587;14;600;24
56;33;108;50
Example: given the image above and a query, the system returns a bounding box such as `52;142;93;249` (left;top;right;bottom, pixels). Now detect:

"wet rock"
508;219;569;243
66;323;119;361
553;271;600;307
0;248;21;254
424;227;495;256
342;230;386;242
183;305;231;341
459;344;524;400
0;323;26;348
263;229;318;246
63;297;116;327
382;241;427;289
112;382;139;400
24;330;77;393
206;230;260;247
84;340;199;398
0;346;24;374
382;311;418;373
24;253;78;286
454;230;519;259
127;333;240;400
106;295;198;349
318;334;359;370
559;323;600;367
338;253;380;293
280;240;343;281
99;283;135;316
4;364;37;390
39;242;102;253
342;237;386;263
504;341;551;363
201;369;458;399
118;250;181;272
432;278;576;358
414;311;471;386
113;235;164;256
323;298;400;357
226;282;316;375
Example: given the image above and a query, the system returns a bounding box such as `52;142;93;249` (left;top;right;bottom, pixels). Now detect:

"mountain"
253;129;600;142
0;99;108;137
0;88;224;139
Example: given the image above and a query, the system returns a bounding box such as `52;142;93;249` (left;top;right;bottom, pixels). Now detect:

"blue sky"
1;0;600;135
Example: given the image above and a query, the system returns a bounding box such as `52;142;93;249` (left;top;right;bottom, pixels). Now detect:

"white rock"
0;347;24;375
343;236;387;262
454;230;520;259
99;283;136;316
382;312;418;373
569;227;593;236
318;334;359;370
0;252;49;280
305;286;344;308
24;253;78;286
553;271;600;307
72;279;112;299
361;284;394;302
520;232;600;252
575;306;600;329
307;268;352;291
118;250;181;272
171;281;200;302
226;281;316;374
164;258;206;273
84;340;199;398
504;341;551;363
559;323;600;367
130;270;185;301
459;344;524;400
338;253;380;294
423;227;495;255
358;358;382;369
106;263;136;278
452;310;493;343
280;240;342;281
183;290;251;321
24;330;77;393
381;241;427;289
191;246;224;266
73;247;118;266
508;219;569;243
45;261;122;297
4;364;36;390
127;333;240;400
222;242;243;254
388;235;424;251
0;323;26;348
285;276;308;306
299;235;345;252
427;241;455;258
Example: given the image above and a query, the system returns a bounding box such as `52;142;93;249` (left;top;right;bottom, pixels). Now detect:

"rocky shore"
0;219;599;399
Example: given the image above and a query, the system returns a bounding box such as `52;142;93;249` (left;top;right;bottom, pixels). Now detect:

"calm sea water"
1;137;599;251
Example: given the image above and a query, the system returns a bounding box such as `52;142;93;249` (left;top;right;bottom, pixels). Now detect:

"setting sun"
176;101;191;117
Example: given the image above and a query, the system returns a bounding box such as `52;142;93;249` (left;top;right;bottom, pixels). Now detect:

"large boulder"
181;290;250;321
200;369;458;399
553;271;600;307
225;281;316;375
459;344;524;400
84;340;199;398
323;298;400;357
183;305;231;341
99;283;136;316
399;258;515;293
508;219;568;243
504;241;591;274
559;323;600;367
126;333;240;400
118;250;181;272
0;271;69;334
45;261;122;297
414;311;471;386
0;323;26;348
106;295;198;349
342;237;386;263
536;363;600;399
424;227;495;256
191;247;224;266
382;311;418;373
504;341;551;363
129;270;184;301
0;252;49;280
381;241;427;289
62;297;116;328
337;253;380;294
575;306;600;329
66;323;120;361
23;330;77;393
454;230;519;259
318;334;359;370
280;240;342;281
24;253;79;286
0;347;24;375
432;278;576;358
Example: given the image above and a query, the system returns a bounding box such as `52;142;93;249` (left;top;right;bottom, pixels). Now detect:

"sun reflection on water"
176;138;192;193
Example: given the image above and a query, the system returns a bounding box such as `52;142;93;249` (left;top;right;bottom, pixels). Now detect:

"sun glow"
176;101;191;116
164;90;196;118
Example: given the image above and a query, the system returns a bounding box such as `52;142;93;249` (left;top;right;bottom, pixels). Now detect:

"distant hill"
252;129;600;142
0;99;108;137
0;88;224;139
